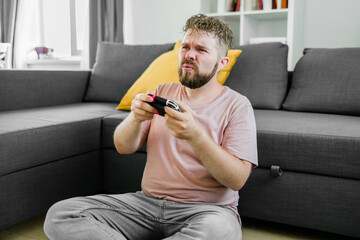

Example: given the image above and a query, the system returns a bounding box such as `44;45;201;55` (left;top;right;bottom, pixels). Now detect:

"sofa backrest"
224;42;289;110
282;47;360;116
85;42;174;103
85;41;289;110
0;70;90;111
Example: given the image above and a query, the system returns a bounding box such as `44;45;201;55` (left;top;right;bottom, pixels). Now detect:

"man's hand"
164;102;202;140
131;92;157;123
114;91;156;155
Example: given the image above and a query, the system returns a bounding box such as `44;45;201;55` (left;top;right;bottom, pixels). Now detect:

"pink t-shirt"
141;82;258;210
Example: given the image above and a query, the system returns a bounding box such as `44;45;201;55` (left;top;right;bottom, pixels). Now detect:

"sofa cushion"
282;48;360;115
102;112;130;148
0;103;118;177
224;42;288;109
85;42;174;103
0;151;102;229
102;112;147;153
239;167;360;237
0;70;89;111
103;149;146;193
254;110;360;180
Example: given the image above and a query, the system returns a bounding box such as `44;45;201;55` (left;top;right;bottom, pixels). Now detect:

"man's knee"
205;212;241;239
44;200;63;238
185;208;242;240
43;197;84;239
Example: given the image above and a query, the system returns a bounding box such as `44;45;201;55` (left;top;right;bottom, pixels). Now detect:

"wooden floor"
0;215;48;240
0;214;357;240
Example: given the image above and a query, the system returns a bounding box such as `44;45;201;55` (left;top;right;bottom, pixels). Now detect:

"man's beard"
178;60;218;89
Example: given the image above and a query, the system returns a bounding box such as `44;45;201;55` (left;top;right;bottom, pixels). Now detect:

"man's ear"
217;56;230;72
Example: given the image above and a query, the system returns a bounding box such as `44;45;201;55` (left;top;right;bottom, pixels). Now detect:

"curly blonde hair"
182;14;233;57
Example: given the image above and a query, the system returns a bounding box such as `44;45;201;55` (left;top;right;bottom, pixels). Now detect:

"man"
44;14;257;240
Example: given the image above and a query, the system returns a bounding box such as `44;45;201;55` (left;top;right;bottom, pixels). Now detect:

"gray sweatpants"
44;192;242;240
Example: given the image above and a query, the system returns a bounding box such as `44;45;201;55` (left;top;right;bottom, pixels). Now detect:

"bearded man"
44;14;257;240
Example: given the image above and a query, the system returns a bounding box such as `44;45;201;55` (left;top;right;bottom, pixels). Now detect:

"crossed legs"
44;192;242;240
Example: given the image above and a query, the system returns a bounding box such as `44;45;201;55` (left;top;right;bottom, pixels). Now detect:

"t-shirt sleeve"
221;102;258;168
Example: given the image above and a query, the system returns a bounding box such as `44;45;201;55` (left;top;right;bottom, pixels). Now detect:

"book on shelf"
235;0;241;11
258;0;287;10
272;0;277;9
228;0;241;12
245;0;259;11
274;0;288;9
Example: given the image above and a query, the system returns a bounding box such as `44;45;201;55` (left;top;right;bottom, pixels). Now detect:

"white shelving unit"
202;0;305;70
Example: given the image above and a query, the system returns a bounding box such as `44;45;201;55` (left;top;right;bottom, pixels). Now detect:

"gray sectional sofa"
0;42;359;238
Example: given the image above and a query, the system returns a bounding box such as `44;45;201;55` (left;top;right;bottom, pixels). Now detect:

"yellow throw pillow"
117;41;181;110
217;49;242;84
116;41;241;110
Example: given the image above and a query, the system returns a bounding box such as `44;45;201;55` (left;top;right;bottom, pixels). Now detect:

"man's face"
178;30;220;89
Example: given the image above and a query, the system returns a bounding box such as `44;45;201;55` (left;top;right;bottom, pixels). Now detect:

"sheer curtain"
13;0;42;69
0;0;18;67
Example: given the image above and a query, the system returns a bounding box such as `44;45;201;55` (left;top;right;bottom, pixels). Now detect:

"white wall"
303;0;360;48
123;0;202;44
124;0;360;49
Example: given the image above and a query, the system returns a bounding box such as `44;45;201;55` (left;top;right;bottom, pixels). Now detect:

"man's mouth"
181;60;198;72
182;64;194;71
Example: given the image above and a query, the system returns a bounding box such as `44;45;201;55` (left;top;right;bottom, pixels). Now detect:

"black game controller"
147;94;182;116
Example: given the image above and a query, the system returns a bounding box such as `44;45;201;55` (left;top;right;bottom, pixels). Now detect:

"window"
70;0;88;55
40;0;88;58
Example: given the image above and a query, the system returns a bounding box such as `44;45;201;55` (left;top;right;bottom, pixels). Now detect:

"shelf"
201;0;304;70
243;9;288;20
207;9;288;20
207;11;241;21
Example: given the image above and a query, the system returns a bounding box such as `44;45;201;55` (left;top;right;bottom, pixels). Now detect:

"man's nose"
185;49;196;61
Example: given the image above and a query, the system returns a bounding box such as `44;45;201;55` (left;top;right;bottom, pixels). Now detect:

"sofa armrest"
0;70;91;111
